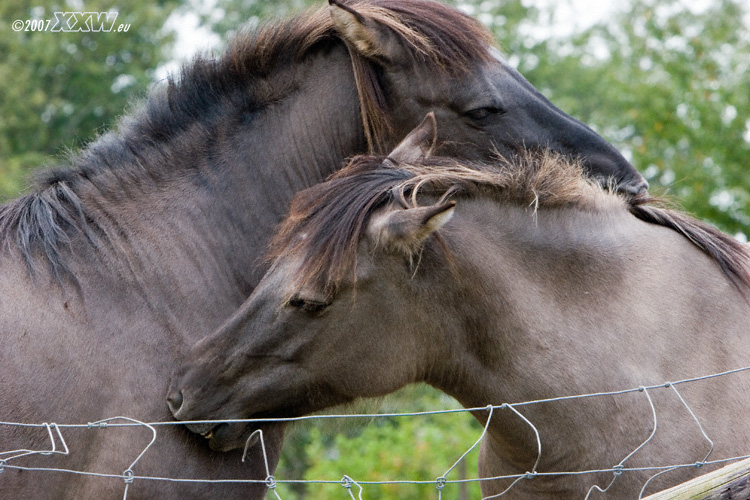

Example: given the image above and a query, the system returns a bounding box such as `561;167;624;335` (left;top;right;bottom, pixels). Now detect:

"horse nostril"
167;389;184;416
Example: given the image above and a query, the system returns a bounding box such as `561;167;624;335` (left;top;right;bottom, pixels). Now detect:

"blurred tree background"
0;0;179;195
1;0;748;498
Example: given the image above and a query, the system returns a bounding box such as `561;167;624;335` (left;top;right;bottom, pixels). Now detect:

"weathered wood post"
642;457;750;500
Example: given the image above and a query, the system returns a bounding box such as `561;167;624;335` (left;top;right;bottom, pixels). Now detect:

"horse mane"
269;152;750;296
268;151;610;294
0;182;99;282
0;0;494;281
133;0;494;157
629;197;750;293
222;0;494;152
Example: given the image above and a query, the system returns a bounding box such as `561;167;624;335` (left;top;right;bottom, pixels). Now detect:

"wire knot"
435;476;447;490
123;469;135;484
695;461;704;469
341;475;354;489
524;471;536;480
612;465;624;477
265;475;277;489
0;459;6;473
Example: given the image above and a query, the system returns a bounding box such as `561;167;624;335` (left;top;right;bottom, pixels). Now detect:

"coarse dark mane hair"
269;152;750;296
0;182;98;282
629;197;750;292
0;0;494;280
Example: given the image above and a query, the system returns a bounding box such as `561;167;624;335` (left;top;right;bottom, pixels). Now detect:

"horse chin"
205;422;257;452
184;421;256;452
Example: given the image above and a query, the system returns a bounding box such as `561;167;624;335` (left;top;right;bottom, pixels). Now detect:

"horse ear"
385;113;437;166
369;200;456;255
329;0;409;64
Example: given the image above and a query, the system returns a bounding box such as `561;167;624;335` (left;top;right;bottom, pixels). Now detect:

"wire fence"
2;365;750;500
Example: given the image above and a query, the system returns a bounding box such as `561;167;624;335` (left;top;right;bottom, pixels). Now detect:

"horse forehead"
466;48;514;89
390;59;496;110
268;252;304;284
442;49;510;99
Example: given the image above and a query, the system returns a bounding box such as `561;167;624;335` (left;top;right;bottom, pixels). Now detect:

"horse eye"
288;296;329;314
464;107;502;121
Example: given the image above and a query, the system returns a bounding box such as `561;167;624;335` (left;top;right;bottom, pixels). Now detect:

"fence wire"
2;365;750;500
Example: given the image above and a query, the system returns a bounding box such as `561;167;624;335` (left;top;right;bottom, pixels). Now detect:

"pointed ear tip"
422;201;456;234
440;200;457;218
420;112;436;129
429;200;456;221
422;113;438;146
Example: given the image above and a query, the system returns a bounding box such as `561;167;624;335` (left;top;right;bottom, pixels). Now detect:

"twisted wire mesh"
1;365;749;499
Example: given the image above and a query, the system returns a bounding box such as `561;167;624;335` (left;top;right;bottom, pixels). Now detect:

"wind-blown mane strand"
268;157;409;294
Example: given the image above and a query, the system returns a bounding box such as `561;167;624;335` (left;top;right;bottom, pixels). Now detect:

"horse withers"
169;119;750;499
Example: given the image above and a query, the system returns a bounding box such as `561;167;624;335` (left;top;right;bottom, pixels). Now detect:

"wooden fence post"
641;458;750;500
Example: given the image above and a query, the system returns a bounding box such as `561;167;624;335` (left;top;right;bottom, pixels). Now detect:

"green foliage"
511;0;750;236
271;384;483;500
194;0;319;45
0;0;178;200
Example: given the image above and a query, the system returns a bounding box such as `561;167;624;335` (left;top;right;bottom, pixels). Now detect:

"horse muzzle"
167;384;257;451
620;177;649;197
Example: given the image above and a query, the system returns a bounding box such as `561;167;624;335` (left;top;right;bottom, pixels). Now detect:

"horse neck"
53;45;366;337
425;198;750;479
413;202;627;476
423;199;633;386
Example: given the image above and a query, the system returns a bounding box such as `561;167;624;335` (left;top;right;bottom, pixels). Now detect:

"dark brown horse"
169;120;750;499
1;1;645;498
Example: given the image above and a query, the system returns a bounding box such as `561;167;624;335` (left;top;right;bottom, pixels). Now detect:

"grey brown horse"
1;0;645;498
169;120;750;499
